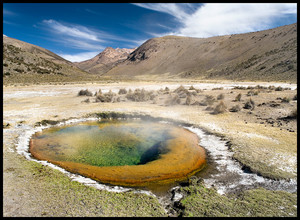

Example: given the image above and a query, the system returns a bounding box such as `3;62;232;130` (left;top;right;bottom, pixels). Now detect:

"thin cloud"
42;19;143;47
43;19;104;42
3;8;16;16
133;3;297;38
176;3;298;38
3;20;18;26
85;8;102;15
58;51;100;62
39;18;147;59
132;3;196;21
63;38;105;50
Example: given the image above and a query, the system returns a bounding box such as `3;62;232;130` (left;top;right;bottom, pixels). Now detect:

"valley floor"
3;80;297;217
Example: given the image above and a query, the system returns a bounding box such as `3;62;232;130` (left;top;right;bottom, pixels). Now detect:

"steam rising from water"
15;117;296;197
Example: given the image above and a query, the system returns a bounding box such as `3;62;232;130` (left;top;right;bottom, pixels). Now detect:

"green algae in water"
31;120;173;167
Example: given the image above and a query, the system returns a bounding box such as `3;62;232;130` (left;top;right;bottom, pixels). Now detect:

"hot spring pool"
29;119;206;187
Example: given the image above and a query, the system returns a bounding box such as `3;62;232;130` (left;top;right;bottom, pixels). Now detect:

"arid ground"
3;80;297;217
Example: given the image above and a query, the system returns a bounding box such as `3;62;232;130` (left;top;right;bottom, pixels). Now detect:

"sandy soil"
3;80;297;216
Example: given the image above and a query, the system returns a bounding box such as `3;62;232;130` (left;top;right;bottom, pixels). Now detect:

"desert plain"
3;79;297;217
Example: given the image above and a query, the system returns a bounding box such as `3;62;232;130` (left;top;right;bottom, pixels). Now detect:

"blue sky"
3;3;297;62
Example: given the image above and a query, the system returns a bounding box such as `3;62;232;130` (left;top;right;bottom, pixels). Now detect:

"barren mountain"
3;35;97;85
103;23;297;82
3;23;297;84
75;47;135;74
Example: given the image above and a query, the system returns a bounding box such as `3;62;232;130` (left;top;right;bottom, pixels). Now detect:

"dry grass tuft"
78;89;93;96
229;104;241;112
234;93;242;102
165;94;181;106
244;98;255;110
118;88;127;95
213;101;227;114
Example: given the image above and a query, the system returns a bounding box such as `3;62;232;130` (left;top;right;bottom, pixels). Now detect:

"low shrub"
212;87;224;90
233;86;247;90
247;90;258;96
229;104;241;112
288;109;297;119
95;90;115;102
81;98;90;103
125;88;156;102
217;93;225;100
268;85;276;90
275;86;283;91
190;91;198;96
200;95;215;106
281;97;290;103
94;89;103;96
244;98;255;110
205;106;214;111
78;89;93;96
213;101;227;114
165;94;181;106
189;85;196;90
118;88;127;95
185;95;192;105
174;85;189;94
235;93;242;102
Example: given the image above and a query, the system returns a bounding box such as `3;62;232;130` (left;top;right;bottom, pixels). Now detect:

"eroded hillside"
3;36;101;85
104;23;297;82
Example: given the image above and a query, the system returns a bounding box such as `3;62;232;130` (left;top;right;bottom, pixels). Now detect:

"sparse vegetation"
78;89;93;96
174;85;189;97
288;109;297;119
281;97;291;103
185;95;192;105
244;98;255;110
235;93;242;101
178;180;297;217
200;95;215;106
217;93;225;100
189;85;196;90
95;90;115;102
212;87;224;90
247;90;259;96
164;94;181;106
125;88;156;102
3;122;11;129
275;86;283;91
229;104;241;112
118;88;127;95
213;101;227;114
82;98;90;103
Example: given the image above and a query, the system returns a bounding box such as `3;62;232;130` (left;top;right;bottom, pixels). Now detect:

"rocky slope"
3;35;96;85
104;23;297;82
3;23;297;84
75;47;135;75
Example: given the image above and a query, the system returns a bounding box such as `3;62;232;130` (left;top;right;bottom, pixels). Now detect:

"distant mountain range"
3;23;297;84
74;47;135;75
